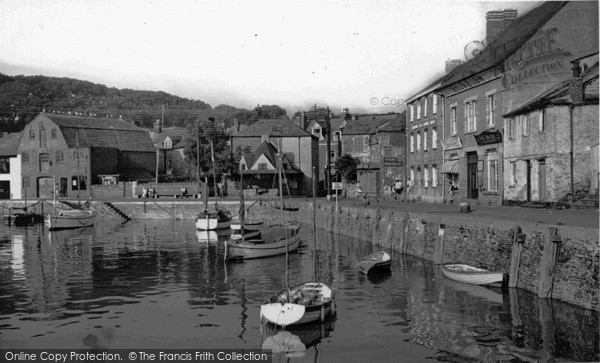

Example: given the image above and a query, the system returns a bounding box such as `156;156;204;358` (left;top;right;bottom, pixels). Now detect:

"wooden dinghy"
261;282;336;327
440;263;505;286
226;223;300;260
358;251;392;275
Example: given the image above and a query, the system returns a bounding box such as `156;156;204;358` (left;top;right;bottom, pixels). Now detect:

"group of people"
141;187;156;199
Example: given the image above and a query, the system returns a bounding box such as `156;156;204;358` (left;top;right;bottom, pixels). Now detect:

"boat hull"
45;210;96;230
227;224;300;260
261;282;336;327
358;251;392;275
440;264;505;286
195;210;232;230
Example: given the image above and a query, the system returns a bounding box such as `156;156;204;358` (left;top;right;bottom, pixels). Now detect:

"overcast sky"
0;0;541;114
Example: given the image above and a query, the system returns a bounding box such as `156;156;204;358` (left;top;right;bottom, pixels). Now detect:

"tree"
183;120;232;180
334;154;360;183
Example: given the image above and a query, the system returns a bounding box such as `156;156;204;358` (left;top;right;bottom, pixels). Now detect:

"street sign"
332;182;343;190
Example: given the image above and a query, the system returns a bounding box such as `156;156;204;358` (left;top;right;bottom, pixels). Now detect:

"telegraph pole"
325;106;331;199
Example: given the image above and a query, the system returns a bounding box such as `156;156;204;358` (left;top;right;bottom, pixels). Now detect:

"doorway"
538;159;547;202
526;160;532;202
467;152;478;199
37;177;53;198
60;178;68;198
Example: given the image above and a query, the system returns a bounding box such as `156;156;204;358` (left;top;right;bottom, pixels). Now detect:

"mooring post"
433;223;445;264
538;226;562;299
508;226;525;288
400;214;410;254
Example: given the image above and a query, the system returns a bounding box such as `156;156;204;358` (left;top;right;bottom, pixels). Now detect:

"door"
0;181;10;199
526;160;532;202
467;153;478;199
60;178;68;198
538;159;547;202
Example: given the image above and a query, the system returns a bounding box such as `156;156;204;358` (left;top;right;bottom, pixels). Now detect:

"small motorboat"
358;251;392;275
440;263;505;286
45;209;96;230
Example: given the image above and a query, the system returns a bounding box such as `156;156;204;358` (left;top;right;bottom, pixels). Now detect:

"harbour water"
0;220;597;362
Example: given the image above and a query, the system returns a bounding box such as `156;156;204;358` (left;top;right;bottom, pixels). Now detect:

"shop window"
72;176;87;190
487;149;498;191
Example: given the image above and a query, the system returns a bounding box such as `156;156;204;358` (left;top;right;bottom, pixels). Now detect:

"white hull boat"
195;209;232;230
261;282;336;327
440;263;505;286
45;209;96;230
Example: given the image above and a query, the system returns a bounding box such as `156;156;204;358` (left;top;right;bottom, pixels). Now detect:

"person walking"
393;179;403;201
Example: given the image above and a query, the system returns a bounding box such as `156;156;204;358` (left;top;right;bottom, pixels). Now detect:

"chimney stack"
486;9;517;44
445;59;462;73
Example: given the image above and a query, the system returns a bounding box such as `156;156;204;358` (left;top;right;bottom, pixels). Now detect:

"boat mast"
210;139;217;205
76;131;81;207
278;152;288;302
312;166;318;282
239;161;245;243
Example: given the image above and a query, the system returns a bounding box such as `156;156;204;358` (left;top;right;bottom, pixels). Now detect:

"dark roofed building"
150;127;190;178
18;113;156;199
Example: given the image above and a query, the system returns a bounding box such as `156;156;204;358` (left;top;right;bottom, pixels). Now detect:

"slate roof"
37;113;155;152
376;112;407;133
440;1;568;90
254;140;279;167
504;62;599;117
0;133;21;156
232;119;314;138
152;127;189;148
342;114;403;135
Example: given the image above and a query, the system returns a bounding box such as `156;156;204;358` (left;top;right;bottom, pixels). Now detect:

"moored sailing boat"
45;132;96;230
260;166;335;327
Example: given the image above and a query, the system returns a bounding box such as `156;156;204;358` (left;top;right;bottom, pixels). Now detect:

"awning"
441;160;460;174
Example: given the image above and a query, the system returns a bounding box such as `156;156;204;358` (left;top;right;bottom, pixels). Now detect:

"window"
258;163;267;170
432;128;438;149
464;99;477;132
486;93;496;127
312;127;322;139
510;161;517;185
330;151;336;161
450;106;457;135
410;105;414;122
72;176;87;190
423;129;428;151
416;132;421;151
486;149;498;191
424;167;429;187
522;114;530;136
433;94;438;114
55;150;64;164
29;129;35;140
539;110;546;132
164;138;172;149
508;118;516;139
22;152;29;164
417;101;421;120
424;97;428;117
166;155;173;170
333;131;341;141
51;128;57;139
410;167;415;186
0;157;9;173
22;177;30;189
39;153;50;173
432;165;438;187
410;134;414;153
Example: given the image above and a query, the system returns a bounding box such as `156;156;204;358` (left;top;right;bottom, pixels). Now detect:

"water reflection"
0;220;597;362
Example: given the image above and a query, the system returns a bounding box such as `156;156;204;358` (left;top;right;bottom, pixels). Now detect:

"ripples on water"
0;220;597;362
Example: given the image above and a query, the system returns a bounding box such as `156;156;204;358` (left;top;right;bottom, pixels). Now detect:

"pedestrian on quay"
448;181;458;204
393;179;403;201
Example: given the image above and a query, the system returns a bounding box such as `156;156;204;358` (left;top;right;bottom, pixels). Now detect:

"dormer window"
164;137;173;149
312;126;323;140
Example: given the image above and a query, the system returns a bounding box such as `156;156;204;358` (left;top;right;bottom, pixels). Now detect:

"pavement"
305;195;600;229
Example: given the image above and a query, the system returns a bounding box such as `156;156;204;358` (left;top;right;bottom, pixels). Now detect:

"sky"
0;0;541;115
